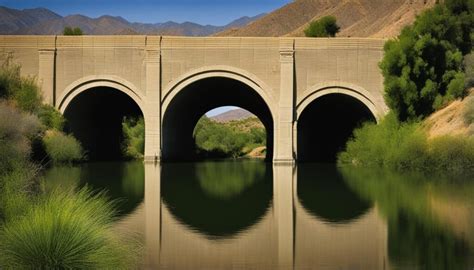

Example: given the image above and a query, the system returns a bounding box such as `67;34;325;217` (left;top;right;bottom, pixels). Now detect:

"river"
43;160;474;269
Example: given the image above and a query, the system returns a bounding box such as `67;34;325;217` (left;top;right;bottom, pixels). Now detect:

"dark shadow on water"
297;163;372;224
161;160;273;239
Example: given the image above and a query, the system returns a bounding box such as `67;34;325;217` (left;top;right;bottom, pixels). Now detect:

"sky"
1;0;291;25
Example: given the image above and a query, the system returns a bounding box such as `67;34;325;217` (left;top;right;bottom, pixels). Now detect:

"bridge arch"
162;66;276;161
296;82;384;162
58;75;145;114
58;75;145;160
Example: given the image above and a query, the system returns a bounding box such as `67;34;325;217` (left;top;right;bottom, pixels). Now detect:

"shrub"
304;16;340;37
0;55;42;113
38;104;66;131
428;136;474;173
63;26;83;36
464;53;474;88
121;116;145;159
464;95;474;125
0;188;138;269
380;1;473;121
338;112;474;174
43;130;84;164
0;101;41;172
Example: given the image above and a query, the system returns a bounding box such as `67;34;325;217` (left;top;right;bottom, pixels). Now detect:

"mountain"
211;109;256;123
0;6;61;34
215;0;437;38
0;6;265;36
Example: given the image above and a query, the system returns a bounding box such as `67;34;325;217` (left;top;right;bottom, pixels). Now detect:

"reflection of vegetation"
121;161;145;198
121;117;144;159
196;161;265;199
42;165;81;192
43;162;145;216
161;161;272;238
194;116;266;158
338;112;474;174
340;167;471;269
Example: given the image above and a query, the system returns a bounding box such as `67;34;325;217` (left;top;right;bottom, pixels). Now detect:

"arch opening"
297;93;376;163
63;87;144;161
162;77;274;162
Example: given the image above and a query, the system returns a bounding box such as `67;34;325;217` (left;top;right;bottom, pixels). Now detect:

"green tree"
380;0;473;121
304;16;340;37
63;26;83;36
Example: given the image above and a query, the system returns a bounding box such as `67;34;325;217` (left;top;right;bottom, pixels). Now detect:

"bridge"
0;36;388;163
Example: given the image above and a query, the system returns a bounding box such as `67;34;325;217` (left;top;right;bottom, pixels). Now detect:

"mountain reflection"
161;161;273;238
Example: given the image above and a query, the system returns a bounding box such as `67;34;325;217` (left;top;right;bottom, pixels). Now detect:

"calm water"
43;161;474;270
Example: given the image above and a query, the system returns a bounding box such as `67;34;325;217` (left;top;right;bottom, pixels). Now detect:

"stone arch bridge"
0;36;388;163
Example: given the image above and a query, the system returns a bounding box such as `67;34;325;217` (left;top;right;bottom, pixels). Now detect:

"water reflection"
297;164;372;223
341;167;474;270
43;161;144;216
161;161;273;238
43;161;474;269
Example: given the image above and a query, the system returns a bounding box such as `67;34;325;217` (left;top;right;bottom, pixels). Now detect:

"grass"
0;188;139;269
43;130;84;164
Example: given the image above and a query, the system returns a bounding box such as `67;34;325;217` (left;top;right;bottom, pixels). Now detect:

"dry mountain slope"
216;0;436;38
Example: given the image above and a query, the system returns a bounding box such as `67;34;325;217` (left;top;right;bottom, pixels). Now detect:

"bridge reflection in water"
114;161;389;270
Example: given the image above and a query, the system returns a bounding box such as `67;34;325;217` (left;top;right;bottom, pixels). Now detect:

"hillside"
424;90;474;139
210;108;255;123
216;0;436;38
0;6;265;36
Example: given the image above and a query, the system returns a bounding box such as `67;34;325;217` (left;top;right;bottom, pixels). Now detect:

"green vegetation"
338;113;474;174
38;104;66;131
304;16;340;37
0;55;138;269
43;130;84;164
193;116;266;159
464;53;474;88
63;26;84;36
380;0;473;121
464;95;474;134
0;55;42;113
0;189;138;269
341;167;472;269
121;117;145;159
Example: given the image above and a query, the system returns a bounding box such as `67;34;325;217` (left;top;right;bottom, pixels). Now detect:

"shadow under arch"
161;161;273;238
161;68;275;162
62;83;145;161
296;87;378;162
297;164;372;224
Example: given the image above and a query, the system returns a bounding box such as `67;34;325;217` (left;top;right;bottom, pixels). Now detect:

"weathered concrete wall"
0;35;388;163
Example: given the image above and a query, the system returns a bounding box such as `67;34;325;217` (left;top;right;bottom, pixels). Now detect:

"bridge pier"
144;37;162;163
274;39;296;164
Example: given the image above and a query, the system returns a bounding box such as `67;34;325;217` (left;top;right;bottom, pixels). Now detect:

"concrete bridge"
0;36;388;163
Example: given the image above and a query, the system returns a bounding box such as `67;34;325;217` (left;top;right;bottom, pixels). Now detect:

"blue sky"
1;0;290;25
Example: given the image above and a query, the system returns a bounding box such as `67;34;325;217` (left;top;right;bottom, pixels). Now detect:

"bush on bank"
337;113;474;174
42;130;84;164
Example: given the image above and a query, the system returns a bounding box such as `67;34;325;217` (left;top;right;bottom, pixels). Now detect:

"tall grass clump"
122;116;145;159
0;188;138;269
43;130;84;164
